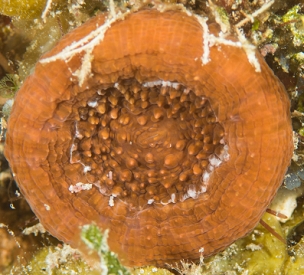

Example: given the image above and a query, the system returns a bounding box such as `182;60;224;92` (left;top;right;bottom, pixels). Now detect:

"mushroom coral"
4;8;293;267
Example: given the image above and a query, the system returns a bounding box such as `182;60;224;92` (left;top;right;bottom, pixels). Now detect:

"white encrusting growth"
109;195;115;207
69;121;92;174
23;223;47;236
234;29;261;72
195;0;276;72
41;0;53;22
143;80;180;89
202;171;210;183
194;14;211;65
187;185;199;199
195;12;261;72
170;193;176;203
69;182;93;193
107;171;113;180
83;166;91;173
39;0;268;87
40;2;130;86
87;99;99;108
202;144;230;184
209;155;222;167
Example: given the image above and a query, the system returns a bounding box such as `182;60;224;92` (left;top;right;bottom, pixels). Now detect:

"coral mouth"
69;79;227;210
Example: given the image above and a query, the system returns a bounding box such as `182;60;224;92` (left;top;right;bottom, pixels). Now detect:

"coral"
2;0;304;274
4;3;292;268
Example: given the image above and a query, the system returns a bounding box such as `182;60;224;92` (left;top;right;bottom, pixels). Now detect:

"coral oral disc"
4;9;293;267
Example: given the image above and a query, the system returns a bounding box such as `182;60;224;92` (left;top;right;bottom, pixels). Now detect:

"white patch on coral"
194;14;211;65
142;80;180;88
187;185;199;199
74;122;83;139
69;182;93;193
88;99;98;108
83;166;91;173
171;193;176;203
200;185;207;193
221;145;230;161
194;3;268;72
70;129;93;174
209;155;222;167
107;171;113;180
234;28;261;72
181;193;190;202
73;51;94;87
44;204;51;211
202;171;210;183
109;195;115;207
147;199;154;205
183;88;191;94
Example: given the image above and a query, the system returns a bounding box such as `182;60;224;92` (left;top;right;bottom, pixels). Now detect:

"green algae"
282;5;304;48
81;224;130;275
251;19;260;31
81;224;109;254
0;74;19;98
210;3;230;33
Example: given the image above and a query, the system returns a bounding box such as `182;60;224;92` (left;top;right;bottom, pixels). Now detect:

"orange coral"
5;9;293;267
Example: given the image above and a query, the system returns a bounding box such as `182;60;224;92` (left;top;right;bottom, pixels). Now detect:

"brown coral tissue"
4;8;293;267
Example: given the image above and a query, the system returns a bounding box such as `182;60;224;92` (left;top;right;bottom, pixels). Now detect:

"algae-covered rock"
285;238;304;274
0;0;50;19
132;266;174;275
12;245;100;275
200;212;287;275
